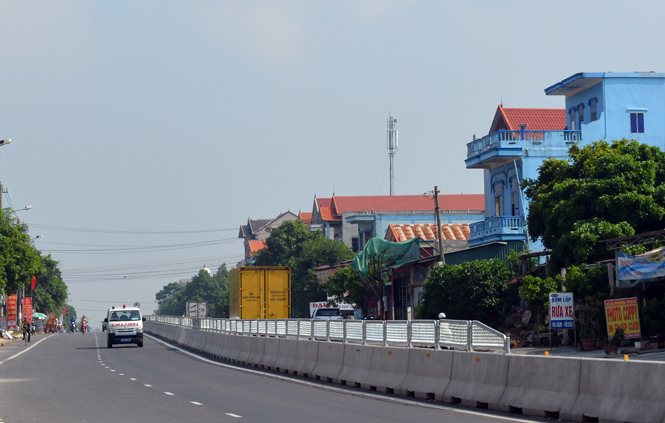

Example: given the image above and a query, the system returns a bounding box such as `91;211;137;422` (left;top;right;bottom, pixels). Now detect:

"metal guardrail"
148;316;510;354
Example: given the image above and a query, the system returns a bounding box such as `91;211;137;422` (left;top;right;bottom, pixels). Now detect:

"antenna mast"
387;115;398;196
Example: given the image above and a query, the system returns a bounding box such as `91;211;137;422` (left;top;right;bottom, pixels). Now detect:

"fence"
149;316;510;354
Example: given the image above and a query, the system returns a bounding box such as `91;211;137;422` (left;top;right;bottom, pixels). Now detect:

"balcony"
469;216;526;247
465;129;581;169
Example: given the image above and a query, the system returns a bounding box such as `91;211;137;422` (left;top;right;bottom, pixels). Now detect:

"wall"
146;321;665;423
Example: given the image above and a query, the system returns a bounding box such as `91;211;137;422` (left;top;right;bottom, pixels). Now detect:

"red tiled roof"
332;195;484;213
248;240;266;254
319;206;341;222
316;198;332;208
387;224;470;242
495;105;567;132
299;212;312;225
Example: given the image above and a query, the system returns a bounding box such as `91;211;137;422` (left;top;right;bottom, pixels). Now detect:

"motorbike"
81;322;87;334
70;323;77;333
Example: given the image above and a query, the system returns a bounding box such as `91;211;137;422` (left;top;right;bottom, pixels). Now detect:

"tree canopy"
154;263;230;318
253;220;355;317
32;255;68;315
524;139;665;268
0;209;42;295
416;259;512;325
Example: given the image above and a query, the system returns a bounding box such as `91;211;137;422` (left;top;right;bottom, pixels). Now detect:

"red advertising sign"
23;297;33;323
6;294;18;331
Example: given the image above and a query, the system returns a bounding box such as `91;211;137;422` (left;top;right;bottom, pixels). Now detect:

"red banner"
7;294;18;331
31;275;37;290
23;298;33;323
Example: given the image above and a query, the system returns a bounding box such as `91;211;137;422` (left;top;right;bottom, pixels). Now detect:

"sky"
1;1;664;328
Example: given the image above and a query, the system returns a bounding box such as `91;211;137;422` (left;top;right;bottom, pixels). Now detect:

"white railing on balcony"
467;129;582;158
147;316;511;354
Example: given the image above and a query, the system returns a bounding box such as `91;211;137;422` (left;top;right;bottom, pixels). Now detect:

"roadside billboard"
549;292;574;329
6;295;17;331
604;297;641;340
186;302;207;318
22;298;33;323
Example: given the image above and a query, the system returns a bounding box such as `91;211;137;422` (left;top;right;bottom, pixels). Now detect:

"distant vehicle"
101;321;107;332
104;305;145;348
312;307;343;320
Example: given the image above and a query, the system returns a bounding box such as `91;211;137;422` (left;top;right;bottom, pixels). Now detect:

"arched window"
569;107;576;130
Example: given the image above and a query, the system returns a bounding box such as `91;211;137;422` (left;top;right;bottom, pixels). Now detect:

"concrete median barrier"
498;355;579;419
291;340;319;378
224;334;244;363
236;336;253;365
246;336;266;367
203;332;216;357
397;349;453;400
443;351;509;409
364;347;409;393
260;337;280;370
312;342;345;383
570;359;665;423
338;344;376;388
274;338;298;374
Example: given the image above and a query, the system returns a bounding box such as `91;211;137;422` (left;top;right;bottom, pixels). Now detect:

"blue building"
465;71;665;250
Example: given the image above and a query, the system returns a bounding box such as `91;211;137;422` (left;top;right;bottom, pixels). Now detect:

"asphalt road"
0;332;548;423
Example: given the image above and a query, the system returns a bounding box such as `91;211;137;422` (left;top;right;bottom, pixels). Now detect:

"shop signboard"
549;292;574;329
605;297;641;340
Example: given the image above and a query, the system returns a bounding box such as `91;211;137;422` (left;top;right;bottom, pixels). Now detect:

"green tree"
0;209;42;298
518;275;558;345
523;139;665;268
416;259;512;326
253;220;355;317
324;266;371;318
63;304;77;322
210;263;231;318
32;255;68;315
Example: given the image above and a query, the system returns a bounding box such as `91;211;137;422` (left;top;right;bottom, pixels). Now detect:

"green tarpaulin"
351;237;420;276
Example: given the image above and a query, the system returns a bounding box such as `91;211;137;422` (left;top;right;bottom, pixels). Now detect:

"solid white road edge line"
0;335;54;367
145;334;531;423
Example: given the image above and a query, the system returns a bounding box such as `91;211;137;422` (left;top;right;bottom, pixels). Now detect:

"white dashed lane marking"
119;374;124;376
144;384;152;387
190;401;203;406
164;392;174;396
130;378;137;381
226;413;242;418
110;370;116;372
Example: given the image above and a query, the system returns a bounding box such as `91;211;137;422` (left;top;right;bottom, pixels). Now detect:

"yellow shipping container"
229;267;291;319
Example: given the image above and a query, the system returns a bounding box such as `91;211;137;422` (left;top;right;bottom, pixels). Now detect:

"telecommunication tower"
387;115;398;196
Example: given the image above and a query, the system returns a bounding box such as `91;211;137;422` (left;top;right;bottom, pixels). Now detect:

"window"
351;237;359;252
589;98;597;121
510;178;520;216
569;108;576;131
493;182;504;217
578;104;584;126
630;113;645;133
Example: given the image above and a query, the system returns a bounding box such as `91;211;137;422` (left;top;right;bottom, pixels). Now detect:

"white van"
104;305;145;348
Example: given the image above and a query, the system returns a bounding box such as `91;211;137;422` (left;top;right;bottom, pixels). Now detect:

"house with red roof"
309;194;485;253
238;211;299;263
465;105;568;251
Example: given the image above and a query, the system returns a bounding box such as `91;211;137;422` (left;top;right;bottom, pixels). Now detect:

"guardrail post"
361;320;366;346
342;320;347;344
407;320;412;348
326;320;330;342
311;319;315;341
382;321;387;347
434;320;440;350
467;321;473;352
297;319;301;340
504;333;510;355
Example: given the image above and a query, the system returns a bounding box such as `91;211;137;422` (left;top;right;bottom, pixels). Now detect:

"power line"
25;222;238;235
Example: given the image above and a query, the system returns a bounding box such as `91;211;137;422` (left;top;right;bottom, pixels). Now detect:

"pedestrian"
21;316;31;345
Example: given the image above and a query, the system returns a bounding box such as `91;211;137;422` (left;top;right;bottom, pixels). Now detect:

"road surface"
0;332;548;423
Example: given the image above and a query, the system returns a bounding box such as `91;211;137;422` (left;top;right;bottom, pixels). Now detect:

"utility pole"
387;116;398;196
434;186;445;265
0;181;3;209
